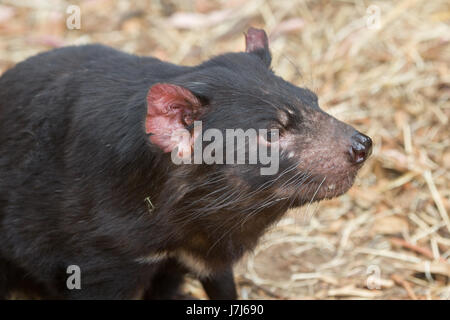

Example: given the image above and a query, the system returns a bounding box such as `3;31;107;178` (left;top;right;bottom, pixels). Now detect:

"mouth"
274;170;358;207
307;175;355;201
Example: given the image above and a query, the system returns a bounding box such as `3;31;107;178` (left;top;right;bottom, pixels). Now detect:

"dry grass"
0;0;448;300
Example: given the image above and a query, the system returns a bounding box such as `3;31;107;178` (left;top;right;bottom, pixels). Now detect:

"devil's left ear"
145;83;206;153
245;27;272;67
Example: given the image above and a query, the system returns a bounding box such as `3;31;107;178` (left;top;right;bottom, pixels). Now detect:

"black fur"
0;38;369;299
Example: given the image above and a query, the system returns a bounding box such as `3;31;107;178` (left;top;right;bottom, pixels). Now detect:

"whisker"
214;170;314;250
304;176;326;223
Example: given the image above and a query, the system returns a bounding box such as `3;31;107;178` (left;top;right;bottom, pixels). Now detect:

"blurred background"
0;0;448;299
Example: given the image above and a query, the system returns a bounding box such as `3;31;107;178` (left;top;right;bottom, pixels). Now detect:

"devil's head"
145;28;371;212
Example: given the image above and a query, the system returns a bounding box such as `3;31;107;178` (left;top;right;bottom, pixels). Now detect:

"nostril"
349;132;372;164
350;144;367;164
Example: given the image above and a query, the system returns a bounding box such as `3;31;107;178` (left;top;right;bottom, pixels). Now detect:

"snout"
349;132;372;164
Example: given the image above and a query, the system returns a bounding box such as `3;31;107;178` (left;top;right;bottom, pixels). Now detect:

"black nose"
349;132;372;164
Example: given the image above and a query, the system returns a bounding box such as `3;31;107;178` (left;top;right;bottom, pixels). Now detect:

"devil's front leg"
200;266;237;300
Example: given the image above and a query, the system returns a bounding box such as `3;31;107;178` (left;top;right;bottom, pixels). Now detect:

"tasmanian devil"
0;28;372;299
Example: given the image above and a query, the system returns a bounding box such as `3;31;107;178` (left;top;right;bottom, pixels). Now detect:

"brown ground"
0;0;448;300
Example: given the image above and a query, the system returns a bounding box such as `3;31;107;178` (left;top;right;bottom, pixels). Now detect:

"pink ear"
146;83;203;153
245;27;269;53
